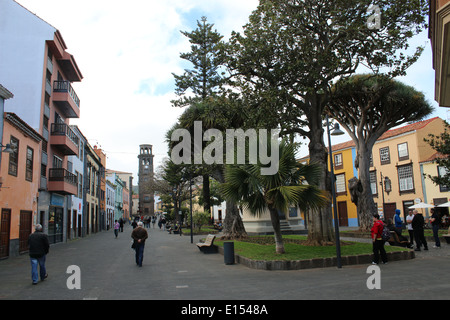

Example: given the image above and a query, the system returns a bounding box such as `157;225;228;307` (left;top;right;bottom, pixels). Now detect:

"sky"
15;0;450;183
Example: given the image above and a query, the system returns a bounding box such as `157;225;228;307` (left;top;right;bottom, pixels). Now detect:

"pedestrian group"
371;207;443;266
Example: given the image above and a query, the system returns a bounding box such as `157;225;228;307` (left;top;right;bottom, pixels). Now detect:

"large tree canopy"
224;0;428;244
327;74;433;230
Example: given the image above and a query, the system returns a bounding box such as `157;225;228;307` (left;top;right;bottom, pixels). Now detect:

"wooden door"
383;202;397;222
0;209;11;259
19;211;32;253
337;201;348;227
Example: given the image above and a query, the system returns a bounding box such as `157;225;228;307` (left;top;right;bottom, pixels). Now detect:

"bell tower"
138;144;154;216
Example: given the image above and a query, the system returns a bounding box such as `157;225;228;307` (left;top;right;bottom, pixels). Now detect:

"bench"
388;231;411;248
196;234;218;254
444;234;450;244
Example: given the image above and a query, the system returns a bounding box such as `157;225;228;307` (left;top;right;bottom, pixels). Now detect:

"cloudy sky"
15;0;449;182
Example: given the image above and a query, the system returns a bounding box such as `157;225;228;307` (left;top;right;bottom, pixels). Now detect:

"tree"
327;74;433;231
173;95;249;239
221;139;328;254
171;16;227;216
424;121;450;189
225;0;428;244
159;158;192;223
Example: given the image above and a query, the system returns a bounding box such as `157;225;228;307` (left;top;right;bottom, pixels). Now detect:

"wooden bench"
388;231;411;248
196;234;218;254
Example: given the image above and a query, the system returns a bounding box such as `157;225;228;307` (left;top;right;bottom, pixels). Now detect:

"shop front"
48;194;64;244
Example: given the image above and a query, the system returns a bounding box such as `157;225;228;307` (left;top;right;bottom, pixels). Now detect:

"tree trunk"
356;142;378;231
305;102;335;246
220;200;248;240
269;208;285;254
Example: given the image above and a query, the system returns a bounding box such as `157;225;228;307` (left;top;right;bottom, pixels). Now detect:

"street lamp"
1;143;13;153
326;115;345;268
190;176;194;244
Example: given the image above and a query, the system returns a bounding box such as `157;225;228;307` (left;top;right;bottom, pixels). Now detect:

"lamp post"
326;115;345;268
0;144;13;153
190;176;193;244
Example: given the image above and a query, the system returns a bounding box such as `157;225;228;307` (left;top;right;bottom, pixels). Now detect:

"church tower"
138;144;154;216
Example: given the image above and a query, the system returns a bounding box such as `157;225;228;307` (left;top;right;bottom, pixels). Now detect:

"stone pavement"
0;224;449;301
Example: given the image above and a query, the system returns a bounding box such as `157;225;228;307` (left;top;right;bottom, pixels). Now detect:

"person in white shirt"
406;209;415;246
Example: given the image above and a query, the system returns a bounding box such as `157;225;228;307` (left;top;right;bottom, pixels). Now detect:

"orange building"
1;113;43;258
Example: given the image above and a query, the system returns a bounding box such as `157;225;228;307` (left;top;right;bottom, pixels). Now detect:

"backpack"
381;224;391;241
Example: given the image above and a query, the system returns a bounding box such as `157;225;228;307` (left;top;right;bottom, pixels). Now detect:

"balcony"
48;168;78;195
52;81;80;118
50;123;79;156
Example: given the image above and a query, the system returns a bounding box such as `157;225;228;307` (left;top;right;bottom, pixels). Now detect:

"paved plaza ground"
0;224;449;304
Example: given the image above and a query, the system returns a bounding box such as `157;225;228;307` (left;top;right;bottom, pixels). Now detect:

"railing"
53;80;80;108
50;123;79;146
48;168;78;186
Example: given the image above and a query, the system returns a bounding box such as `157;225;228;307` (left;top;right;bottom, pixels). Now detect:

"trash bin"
223;241;235;265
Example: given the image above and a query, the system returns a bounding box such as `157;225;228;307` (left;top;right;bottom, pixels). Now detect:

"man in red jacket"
371;213;388;265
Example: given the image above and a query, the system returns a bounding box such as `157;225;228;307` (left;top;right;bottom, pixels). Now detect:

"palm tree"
221;139;328;254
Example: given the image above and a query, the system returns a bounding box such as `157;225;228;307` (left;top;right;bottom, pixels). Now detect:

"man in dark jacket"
28;224;49;284
411;210;428;251
131;222;148;267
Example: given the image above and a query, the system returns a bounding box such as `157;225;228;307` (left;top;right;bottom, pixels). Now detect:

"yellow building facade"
302;117;449;227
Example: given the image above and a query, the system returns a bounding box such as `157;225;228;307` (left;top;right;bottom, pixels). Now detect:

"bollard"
223;241;235;265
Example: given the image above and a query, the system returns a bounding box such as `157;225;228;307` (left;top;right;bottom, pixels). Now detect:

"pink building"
0;0;83;244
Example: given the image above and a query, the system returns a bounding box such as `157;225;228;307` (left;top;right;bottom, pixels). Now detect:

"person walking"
406;209;415;245
114;220;120;238
412;209;428;251
119;217;124;232
28;224;49;285
429;208;441;248
394;209;403;235
371;214;387;265
131;221;148;267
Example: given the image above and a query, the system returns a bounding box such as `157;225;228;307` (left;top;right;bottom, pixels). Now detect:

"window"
289;207;298;217
370;171;377;195
335;173;346;194
8;136;19;176
379;147;390;165
52;155;63;169
41;164;47;178
79;141;84;162
398;164;414;193
77;172;83;198
397;142;409;161
438;166;449;192
334;153;343;170
25;147;34;182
